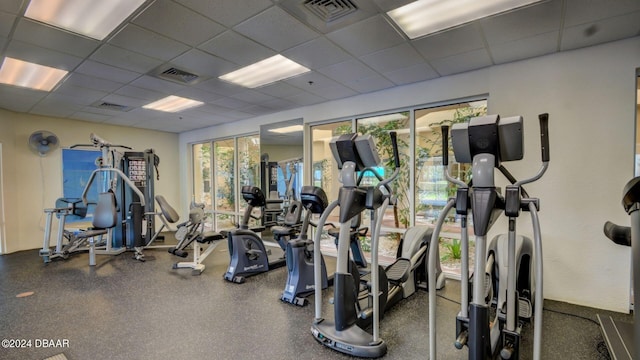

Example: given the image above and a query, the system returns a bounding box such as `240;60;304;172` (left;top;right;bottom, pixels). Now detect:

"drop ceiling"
0;0;639;133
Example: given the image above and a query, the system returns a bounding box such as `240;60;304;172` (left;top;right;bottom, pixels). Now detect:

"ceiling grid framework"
0;0;636;133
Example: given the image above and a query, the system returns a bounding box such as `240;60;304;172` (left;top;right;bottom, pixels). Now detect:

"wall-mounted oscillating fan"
28;130;60;156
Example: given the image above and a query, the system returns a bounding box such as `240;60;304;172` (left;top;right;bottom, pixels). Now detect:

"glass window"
311;121;352;207
214;138;236;229
237;134;260;188
414;100;487;275
192;143;212;207
310;120;353;257
356;112;411;262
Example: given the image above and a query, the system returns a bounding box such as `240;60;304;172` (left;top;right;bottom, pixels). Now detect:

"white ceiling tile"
220;109;254;120
243;104;277;115
317;59;378;84
175;87;223;103
412;24;485;61
491;31;558;64
261;98;296;111
109;24;190;61
255;82;305;98
101;94;148;107
71;111;114;122
114;85;165;101
373;0;414;12
383;63;439;85
5;40;84;71
343;75;395;93
199;30;276;66
132;0;226;46
561;11;640;50
305;84;358;100
176;0;273;28
327;15;405;57
13;19;100;58
430;48;493;76
109;116;151;128
284;92;326;106
211;97;251;109
359;43;425;73
30;100;82;118
193;78;245;96
564;0;640;27
231;90;276;104
171;49;238;77
90;44;164;74
40;92;101;107
52;84;109;105
481;0;562;45
234;7;319;52
283;37;353;69
0;85;46;112
75;60;142;83
64;73;124;93
283;71;346;91
187;103;234;114
0;0;23;14
0;12;16;37
130;75;187;95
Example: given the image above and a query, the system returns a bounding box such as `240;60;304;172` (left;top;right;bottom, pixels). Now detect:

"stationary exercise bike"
597;177;640;360
427;113;550;360
311;132;444;358
223;186;286;284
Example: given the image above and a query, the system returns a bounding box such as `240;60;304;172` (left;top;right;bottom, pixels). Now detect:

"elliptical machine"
597;177;640;360
311;131;443;358
427;113;550;360
281;185;331;306
224;186;286;284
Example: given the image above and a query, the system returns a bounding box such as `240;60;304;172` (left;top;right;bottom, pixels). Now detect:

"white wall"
180;37;640;312
0;109;180;254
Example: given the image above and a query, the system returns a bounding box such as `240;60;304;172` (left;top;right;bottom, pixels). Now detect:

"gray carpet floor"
0;237;629;360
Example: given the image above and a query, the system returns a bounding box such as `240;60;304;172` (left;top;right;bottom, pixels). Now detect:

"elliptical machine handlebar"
539;113;550;163
377;131;401;191
513;113;551;189
440;125;467;189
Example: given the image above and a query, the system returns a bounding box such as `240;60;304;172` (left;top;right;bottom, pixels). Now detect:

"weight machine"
40;133;161;264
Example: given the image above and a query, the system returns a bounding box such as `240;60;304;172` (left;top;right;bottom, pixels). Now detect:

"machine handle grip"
441;125;450;166
539;113;550;162
389;131;400;169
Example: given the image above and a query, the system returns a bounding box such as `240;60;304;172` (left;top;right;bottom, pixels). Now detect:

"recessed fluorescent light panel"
0;57;68;91
25;0;147;40
269;125;304;134
219;55;310;88
388;0;543;39
143;95;204;113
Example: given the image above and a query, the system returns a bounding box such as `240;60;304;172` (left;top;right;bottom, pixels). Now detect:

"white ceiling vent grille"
93;102;133;112
157;67;200;84
303;0;358;23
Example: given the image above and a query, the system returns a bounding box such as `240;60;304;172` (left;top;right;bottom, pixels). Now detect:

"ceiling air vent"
156;67;200;84
303;0;358;23
93;102;133;112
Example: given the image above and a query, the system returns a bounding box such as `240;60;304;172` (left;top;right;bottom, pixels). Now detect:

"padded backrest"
155;195;180;223
283;201;303;226
93;192;117;229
